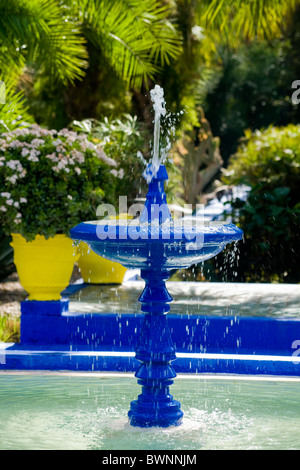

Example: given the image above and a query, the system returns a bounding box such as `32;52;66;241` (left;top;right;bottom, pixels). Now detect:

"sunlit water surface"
0;373;299;450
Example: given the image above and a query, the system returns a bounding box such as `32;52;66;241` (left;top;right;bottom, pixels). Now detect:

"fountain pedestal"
70;163;243;428
128;269;183;427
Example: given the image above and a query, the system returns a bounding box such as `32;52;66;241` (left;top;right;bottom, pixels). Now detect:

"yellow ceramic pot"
11;233;79;301
77;213;130;284
77;241;127;284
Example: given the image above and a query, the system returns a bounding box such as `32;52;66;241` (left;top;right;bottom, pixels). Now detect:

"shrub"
0;124;118;241
222;124;300;282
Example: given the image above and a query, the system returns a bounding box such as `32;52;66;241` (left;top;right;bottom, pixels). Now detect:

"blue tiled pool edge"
1;344;300;376
1;298;300;376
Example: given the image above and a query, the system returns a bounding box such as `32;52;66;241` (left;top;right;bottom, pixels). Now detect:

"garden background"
0;0;299;310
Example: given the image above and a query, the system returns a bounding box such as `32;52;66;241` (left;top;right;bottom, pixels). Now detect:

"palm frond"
77;0;182;88
0;74;33;132
0;0;88;84
199;0;297;43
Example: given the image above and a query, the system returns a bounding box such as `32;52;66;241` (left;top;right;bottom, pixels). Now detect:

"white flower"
10;128;29;138
28;149;40;162
67;195;73;200
110;168;124;179
80;140;95;151
20;197;27;203
46;153;58;162
110;169;118;177
6;160;23;172
6;199;14;205
6;175;18;184
57;159;68;170
70;149;84;164
74;167;81;175
58;129;77;141
21;148;30;157
31;138;45;147
95;148;117;167
0;206;7;212
13;215;22;224
8;140;22;149
18;169;26;178
0;192;11;198
14;201;19;208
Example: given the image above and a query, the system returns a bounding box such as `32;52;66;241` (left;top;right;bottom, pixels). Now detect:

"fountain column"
128;268;183;427
127;163;183;427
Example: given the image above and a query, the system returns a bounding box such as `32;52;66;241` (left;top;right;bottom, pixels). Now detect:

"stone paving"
1;270;299;319
69;278;300;318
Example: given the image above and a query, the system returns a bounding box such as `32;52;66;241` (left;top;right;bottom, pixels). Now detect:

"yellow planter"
77;241;127;284
77;213;130;284
11;233;79;301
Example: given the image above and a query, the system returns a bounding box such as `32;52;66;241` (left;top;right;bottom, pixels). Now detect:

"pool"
1;372;300;450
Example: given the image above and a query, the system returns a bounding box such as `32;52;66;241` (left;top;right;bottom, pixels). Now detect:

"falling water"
150;85;166;172
143;85;166;183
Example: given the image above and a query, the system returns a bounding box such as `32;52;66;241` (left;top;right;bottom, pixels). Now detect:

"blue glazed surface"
70;165;244;427
70;164;243;271
70;223;243;270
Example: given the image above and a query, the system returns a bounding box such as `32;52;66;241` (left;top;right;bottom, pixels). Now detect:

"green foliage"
73;114;151;203
202;39;299;163
78;0;182;88
0;0;88;84
0;124;118;241
23;0;182;130
72;113;183;206
0;86;33;134
199;0;297;44
224;124;300;188
223;124;300;282
0;316;20;343
161;0;297;137
0;229;15;281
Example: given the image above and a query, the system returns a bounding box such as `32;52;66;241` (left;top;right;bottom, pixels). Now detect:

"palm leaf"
0;0;88;84
77;0;182;88
0;75;33;132
199;0;297;42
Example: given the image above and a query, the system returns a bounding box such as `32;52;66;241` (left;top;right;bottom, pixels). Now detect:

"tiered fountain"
70;86;243;427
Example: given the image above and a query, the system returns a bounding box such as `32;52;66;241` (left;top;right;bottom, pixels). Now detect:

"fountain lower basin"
70;164;243;428
1;372;300;450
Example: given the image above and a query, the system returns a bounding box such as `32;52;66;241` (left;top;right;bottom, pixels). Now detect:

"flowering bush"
0;124;118;241
223;124;300;282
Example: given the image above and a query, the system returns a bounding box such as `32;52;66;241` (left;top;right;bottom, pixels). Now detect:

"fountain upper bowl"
70;219;243;270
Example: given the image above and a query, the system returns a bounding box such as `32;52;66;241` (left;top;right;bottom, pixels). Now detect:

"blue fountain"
70;87;243;427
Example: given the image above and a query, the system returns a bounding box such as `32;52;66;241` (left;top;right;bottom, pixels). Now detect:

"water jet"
70;86;243;427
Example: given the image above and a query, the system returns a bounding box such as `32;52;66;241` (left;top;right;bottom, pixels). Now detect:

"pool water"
0;372;299;450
